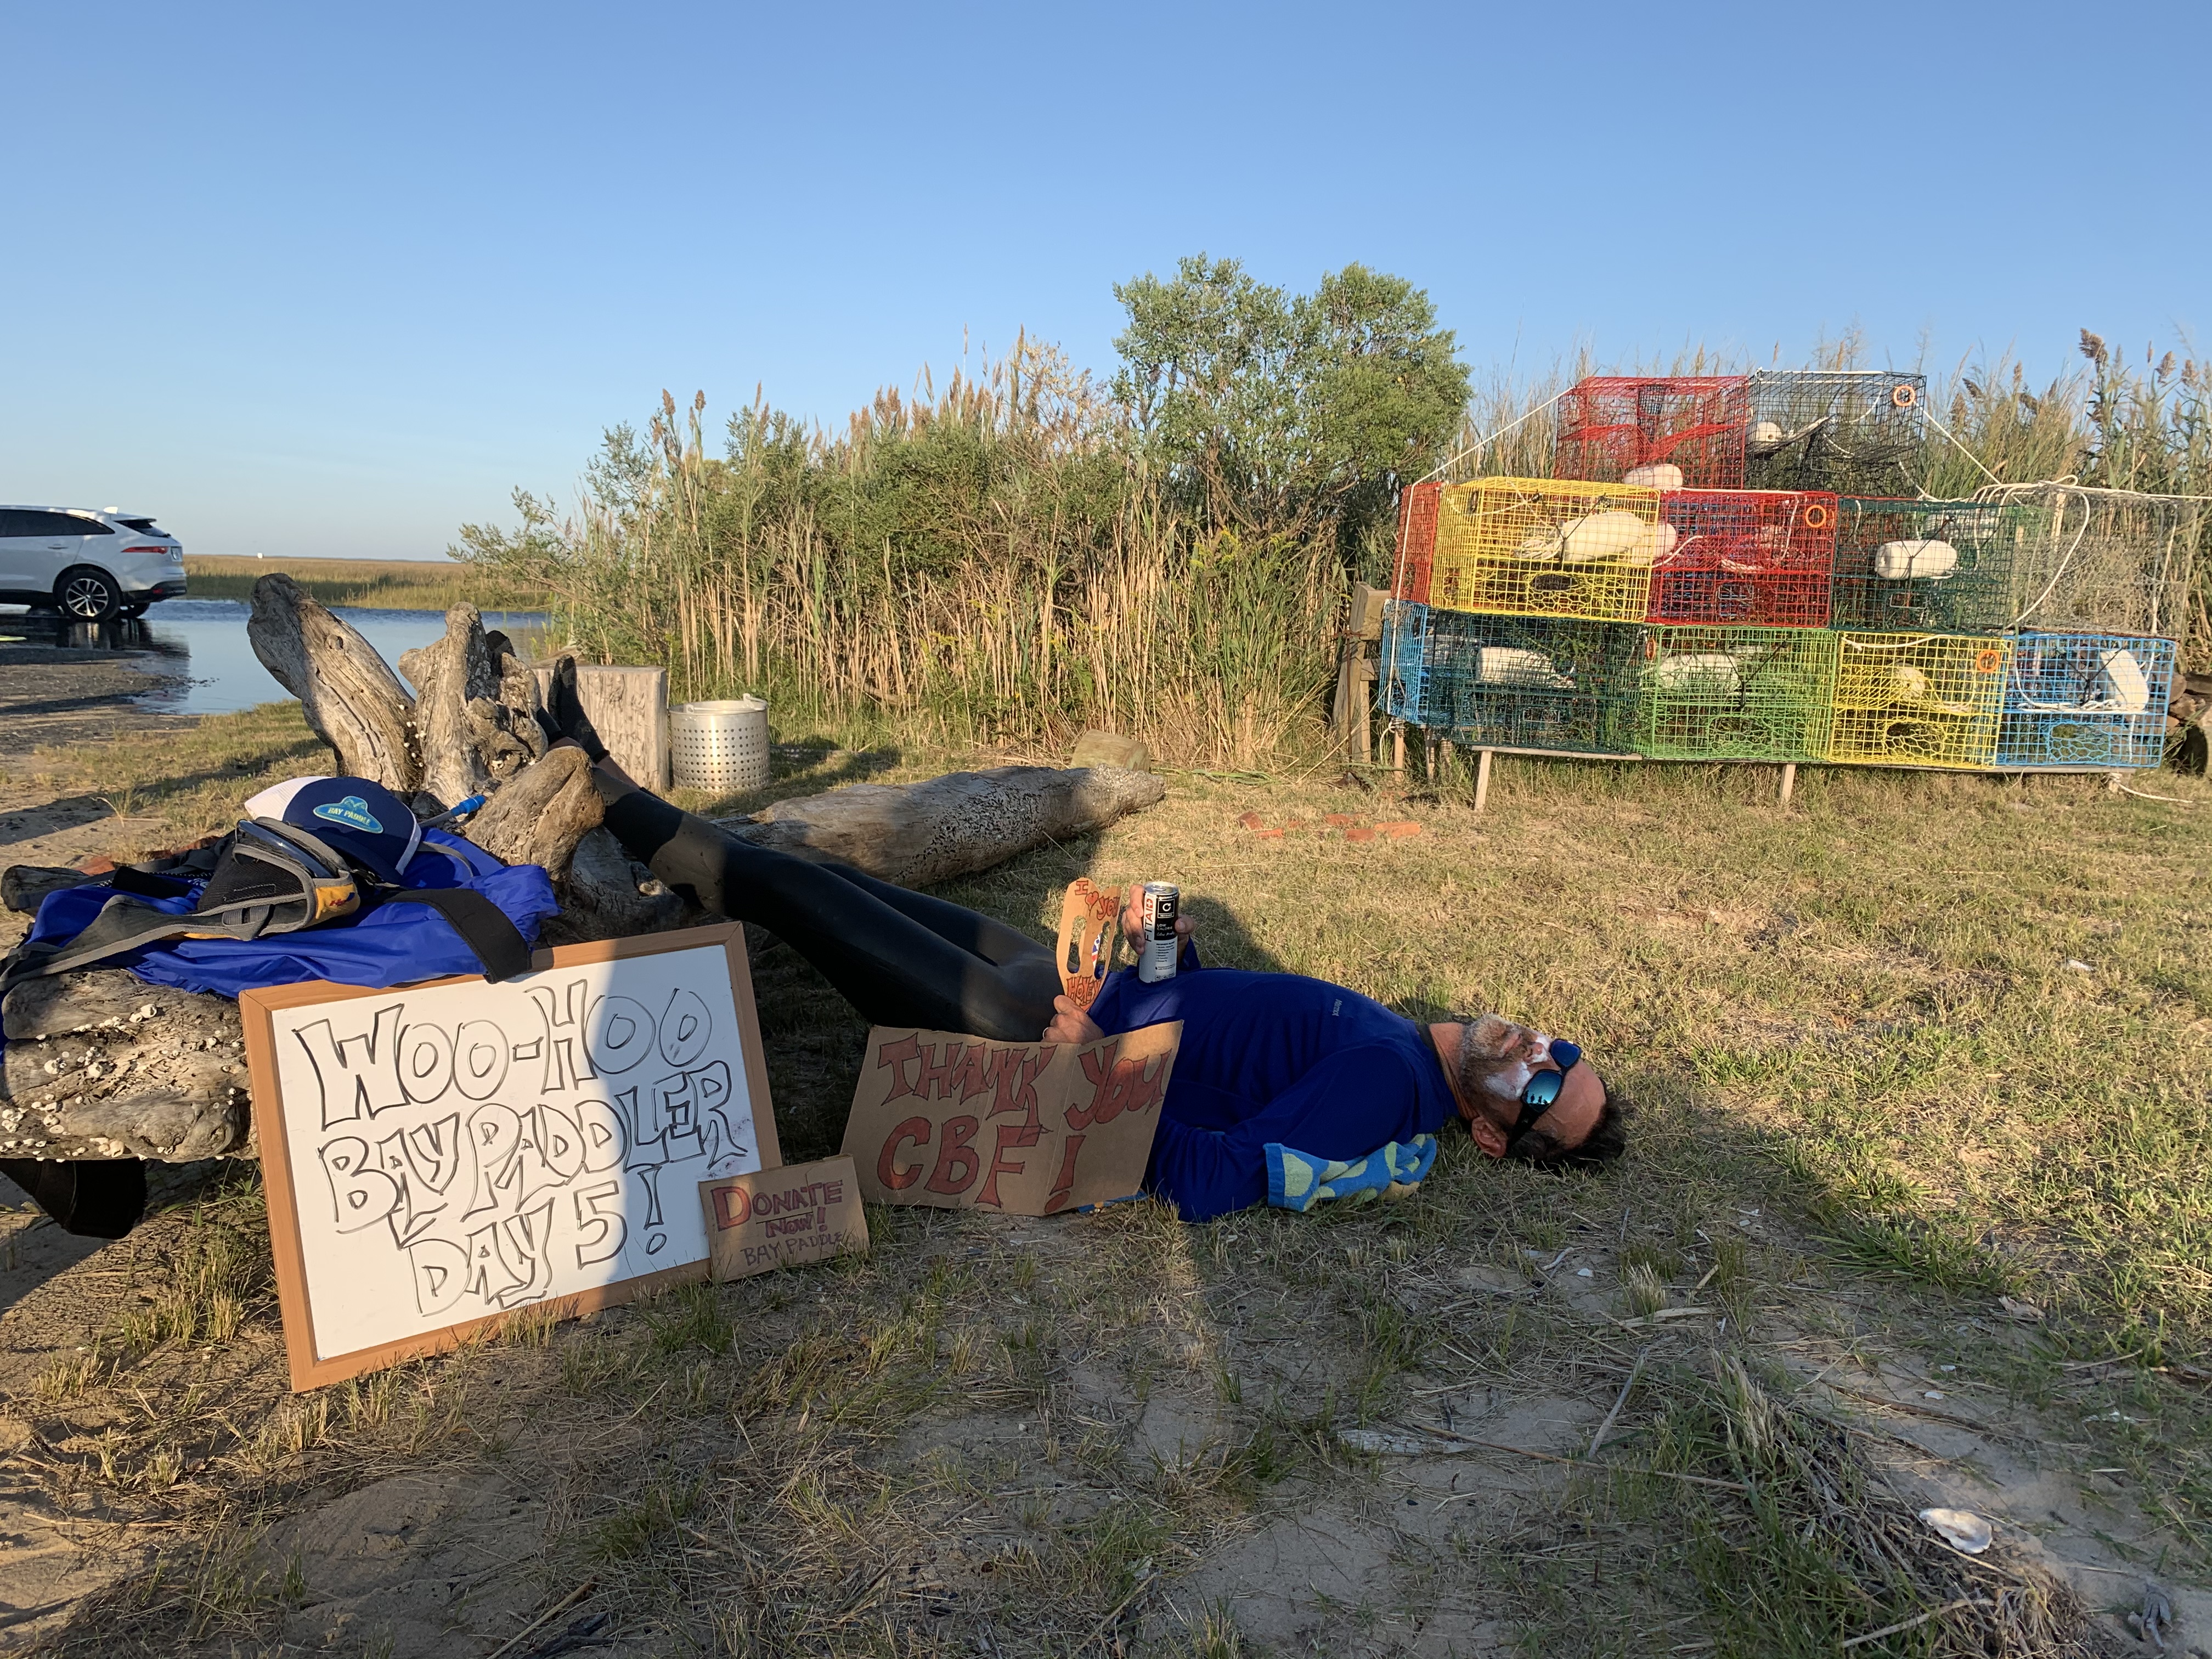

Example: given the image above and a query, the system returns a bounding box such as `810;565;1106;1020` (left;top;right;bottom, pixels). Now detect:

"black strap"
368;885;534;983
0;894;274;998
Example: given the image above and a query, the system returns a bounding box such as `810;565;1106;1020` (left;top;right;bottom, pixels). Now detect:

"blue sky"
3;1;2204;561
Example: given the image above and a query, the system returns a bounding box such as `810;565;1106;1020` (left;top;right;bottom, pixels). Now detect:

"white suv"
0;507;187;621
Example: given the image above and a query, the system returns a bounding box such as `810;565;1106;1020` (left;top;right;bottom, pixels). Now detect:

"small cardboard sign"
699;1155;868;1280
840;1023;1181;1215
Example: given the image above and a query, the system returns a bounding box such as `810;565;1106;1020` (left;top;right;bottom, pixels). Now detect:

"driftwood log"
4;584;1166;1162
722;765;1166;887
394;603;549;807
245;573;422;793
0;970;250;1161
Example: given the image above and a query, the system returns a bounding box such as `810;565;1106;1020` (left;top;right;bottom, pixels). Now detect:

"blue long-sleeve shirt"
1086;952;1461;1222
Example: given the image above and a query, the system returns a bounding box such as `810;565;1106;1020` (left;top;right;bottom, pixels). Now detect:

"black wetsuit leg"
595;785;1062;1041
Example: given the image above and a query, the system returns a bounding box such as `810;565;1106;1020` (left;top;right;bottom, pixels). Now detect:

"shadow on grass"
686;741;906;821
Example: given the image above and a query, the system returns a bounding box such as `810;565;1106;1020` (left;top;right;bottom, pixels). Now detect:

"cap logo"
313;795;385;834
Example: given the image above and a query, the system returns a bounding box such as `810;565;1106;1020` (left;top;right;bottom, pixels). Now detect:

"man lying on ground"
1039;901;1623;1220
550;677;1624;1222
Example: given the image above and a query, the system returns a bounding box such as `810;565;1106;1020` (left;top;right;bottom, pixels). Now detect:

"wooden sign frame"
241;923;780;1391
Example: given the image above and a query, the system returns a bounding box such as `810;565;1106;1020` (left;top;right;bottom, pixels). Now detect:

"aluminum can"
1137;882;1180;984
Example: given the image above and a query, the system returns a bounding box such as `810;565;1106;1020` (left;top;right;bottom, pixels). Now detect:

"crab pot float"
1995;631;2175;770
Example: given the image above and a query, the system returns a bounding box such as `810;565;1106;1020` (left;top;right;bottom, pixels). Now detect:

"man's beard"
1455;1013;1549;1106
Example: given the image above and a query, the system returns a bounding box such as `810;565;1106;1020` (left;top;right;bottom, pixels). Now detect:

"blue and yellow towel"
1264;1134;1438;1212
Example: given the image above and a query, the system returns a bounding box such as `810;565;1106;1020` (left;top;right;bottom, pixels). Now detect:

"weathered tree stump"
246;573;421;793
396;604;548;808
551;827;686;943
464;741;602;875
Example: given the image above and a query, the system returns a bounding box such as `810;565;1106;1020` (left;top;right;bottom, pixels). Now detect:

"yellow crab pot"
1825;632;2010;769
1429;477;1661;623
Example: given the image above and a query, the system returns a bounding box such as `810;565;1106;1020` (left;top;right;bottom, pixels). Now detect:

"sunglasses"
1510;1039;1583;1142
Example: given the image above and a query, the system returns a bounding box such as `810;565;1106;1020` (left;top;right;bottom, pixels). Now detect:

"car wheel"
57;567;122;623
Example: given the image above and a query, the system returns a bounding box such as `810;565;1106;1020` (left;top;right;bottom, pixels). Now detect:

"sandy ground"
0;633;189;756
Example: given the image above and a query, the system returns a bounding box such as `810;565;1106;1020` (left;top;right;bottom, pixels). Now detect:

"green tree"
1111;253;1470;561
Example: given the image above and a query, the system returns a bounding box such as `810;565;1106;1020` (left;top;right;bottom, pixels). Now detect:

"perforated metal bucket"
671;697;769;793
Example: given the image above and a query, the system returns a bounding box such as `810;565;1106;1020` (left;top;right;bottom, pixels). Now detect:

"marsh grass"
11;700;328;850
180;555;545;612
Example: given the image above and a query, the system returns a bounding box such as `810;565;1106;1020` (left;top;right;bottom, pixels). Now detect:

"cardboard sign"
699;1154;867;1280
241;924;781;1391
840;1022;1181;1215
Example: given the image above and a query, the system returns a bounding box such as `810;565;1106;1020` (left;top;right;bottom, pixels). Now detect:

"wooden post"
533;664;670;793
1474;747;1494;815
1423;731;1438;785
1778;762;1797;806
1391;723;1406;774
1351;653;1375;765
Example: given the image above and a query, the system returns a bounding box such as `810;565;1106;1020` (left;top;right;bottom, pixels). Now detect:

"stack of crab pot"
1380;369;2193;776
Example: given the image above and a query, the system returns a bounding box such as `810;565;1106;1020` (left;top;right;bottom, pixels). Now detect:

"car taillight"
122;544;166;555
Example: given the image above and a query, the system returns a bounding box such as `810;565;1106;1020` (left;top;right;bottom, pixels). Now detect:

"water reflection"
0;599;549;716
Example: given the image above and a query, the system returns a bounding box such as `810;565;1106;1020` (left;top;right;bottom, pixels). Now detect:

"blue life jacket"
19;828;558;1002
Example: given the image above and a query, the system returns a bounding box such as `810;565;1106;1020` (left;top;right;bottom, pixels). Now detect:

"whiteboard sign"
242;924;780;1390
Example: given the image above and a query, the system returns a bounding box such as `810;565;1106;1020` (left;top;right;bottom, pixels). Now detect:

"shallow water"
0;599;548;716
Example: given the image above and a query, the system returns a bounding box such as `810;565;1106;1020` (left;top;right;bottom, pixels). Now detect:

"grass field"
181;554;548;612
5;708;2211;1655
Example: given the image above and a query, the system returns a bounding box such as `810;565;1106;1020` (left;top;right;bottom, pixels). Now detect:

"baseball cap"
262;776;422;883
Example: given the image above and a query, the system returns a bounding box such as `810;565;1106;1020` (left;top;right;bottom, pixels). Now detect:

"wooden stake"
1391;724;1406;774
1473;747;1494;815
1352;652;1375;764
1778;762;1797;806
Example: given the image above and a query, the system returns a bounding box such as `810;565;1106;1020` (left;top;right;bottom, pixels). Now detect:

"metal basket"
1826;633;2010;769
671;697;770;793
1383;607;1641;754
1631;625;1838;760
1430;477;1662;623
1996;632;2176;770
1743;370;1927;495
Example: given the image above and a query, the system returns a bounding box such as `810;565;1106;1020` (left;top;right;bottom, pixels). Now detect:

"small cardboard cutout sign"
841;1023;1181;1215
699;1155;868;1280
1054;879;1122;1011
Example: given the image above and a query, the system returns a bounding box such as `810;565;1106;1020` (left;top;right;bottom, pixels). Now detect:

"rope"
2110;778;2197;805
